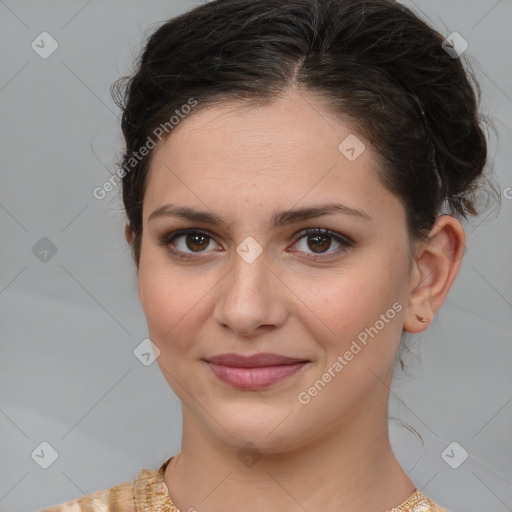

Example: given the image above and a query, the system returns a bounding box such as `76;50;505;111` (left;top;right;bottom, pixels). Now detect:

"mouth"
204;353;311;390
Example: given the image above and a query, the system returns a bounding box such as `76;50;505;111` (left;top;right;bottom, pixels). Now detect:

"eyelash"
158;228;353;261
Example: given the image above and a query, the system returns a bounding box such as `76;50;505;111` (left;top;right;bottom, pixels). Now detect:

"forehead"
142;90;401;227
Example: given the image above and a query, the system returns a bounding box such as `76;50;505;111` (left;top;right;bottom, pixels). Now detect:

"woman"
41;0;495;510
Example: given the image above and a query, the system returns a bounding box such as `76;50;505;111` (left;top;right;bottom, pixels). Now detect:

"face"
135;90;415;453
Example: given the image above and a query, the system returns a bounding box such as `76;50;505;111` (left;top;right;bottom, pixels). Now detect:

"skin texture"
125;89;465;512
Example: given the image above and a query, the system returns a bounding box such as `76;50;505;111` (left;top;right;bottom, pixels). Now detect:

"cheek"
137;250;215;353
306;252;407;362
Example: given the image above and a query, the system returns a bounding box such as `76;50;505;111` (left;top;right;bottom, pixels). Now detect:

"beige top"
40;456;449;512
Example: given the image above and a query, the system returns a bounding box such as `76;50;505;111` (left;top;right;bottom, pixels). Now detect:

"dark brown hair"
112;0;496;267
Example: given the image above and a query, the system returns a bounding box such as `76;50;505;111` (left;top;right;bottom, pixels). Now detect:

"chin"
203;401;311;454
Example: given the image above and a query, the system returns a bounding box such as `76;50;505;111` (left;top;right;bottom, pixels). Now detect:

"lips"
206;352;308;367
205;353;310;389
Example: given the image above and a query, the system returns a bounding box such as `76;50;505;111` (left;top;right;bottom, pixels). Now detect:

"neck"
163;394;415;512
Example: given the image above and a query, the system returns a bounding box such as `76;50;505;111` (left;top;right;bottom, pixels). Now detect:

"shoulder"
39;457;174;512
40;476;136;512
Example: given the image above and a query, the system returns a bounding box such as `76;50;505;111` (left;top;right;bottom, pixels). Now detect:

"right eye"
158;229;222;259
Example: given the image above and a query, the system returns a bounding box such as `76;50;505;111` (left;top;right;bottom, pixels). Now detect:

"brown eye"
185;232;210;252
307;233;332;253
290;228;353;259
159;229;219;258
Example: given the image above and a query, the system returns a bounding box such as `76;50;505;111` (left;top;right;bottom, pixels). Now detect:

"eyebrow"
148;202;371;227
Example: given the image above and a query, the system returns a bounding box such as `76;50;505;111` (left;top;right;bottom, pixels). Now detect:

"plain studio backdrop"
1;1;511;511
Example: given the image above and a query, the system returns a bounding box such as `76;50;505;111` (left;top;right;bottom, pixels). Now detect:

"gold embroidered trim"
389;489;447;512
134;460;180;512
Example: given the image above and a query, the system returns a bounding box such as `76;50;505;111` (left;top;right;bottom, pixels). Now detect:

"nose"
213;245;288;338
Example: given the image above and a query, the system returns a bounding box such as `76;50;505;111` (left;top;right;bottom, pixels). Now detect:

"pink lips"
205;353;309;390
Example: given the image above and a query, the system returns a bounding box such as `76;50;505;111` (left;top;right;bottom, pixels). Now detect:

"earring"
416;314;428;323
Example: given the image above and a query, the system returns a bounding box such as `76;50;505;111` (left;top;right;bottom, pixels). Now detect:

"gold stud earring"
416;314;428;323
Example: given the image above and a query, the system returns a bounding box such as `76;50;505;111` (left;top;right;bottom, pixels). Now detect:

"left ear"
403;215;466;333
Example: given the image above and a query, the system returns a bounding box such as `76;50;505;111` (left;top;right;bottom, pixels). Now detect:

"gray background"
1;1;511;511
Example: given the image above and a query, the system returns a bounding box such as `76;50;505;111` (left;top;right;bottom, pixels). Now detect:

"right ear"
124;223;142;298
124;223;134;245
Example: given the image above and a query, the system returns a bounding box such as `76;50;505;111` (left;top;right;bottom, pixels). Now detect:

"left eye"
290;228;352;258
